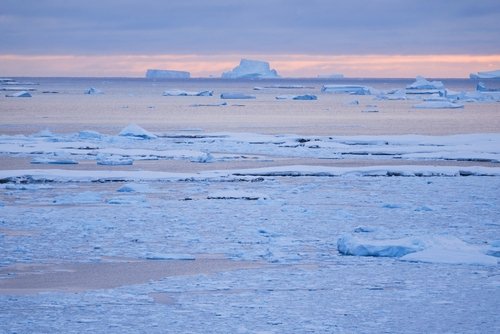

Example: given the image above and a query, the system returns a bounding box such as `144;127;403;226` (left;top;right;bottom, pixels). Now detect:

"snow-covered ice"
407;76;444;90
118;124;157;139
275;94;317;100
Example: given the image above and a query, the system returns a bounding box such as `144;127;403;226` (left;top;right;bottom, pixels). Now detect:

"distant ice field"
0;77;499;333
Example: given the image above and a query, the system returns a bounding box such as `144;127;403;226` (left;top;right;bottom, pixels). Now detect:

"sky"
1;0;500;77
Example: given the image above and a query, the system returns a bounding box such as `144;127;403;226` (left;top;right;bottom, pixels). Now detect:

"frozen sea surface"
0;77;499;333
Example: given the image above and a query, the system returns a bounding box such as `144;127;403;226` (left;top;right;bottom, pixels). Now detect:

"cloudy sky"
1;0;500;77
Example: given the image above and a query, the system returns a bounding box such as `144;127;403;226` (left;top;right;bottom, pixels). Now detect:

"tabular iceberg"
222;59;279;79
469;70;500;79
146;69;190;79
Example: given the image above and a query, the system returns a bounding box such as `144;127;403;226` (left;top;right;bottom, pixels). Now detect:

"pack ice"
221;59;279;79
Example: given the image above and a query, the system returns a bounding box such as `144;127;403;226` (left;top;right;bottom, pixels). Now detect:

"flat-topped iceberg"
163;89;213;96
146;69;190;79
321;84;374;95
470;70;500;79
407;76;444;90
222;59;279;79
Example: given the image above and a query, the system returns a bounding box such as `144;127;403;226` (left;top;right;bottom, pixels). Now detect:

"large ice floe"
145;69;190;79
221;59;279;79
470;69;500;79
338;235;498;266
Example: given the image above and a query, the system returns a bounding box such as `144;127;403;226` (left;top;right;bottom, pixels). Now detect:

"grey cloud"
1;0;499;55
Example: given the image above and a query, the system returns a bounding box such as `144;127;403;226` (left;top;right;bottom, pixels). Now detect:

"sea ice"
145;69;190;79
207;190;268;200
321;85;374;95
469;69;500;79
476;82;500;92
221;59;279;79
220;92;256;99
97;157;134;166
84;87;103;95
117;183;150;193
406;76;444;90
275;94;317;100
337;235;423;257
413;101;464;109
162;89;213;96
338;235;498;266
5;91;32;98
118;124;157;139
31;158;78;165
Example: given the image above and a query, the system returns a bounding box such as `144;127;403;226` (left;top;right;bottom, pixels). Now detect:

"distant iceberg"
221;59;279;79
163;89;213;96
406;76;444;90
146;69;190;79
220;92;256;99
476;82;500;92
321;84;373;95
469;70;500;79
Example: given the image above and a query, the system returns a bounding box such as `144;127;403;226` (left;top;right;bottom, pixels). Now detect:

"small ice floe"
5;91;32;98
78;130;103;140
470;69;500;79
377;89;407;100
220;92;256;99
31;158;78;165
190;152;214;163
118;124;157;139
143;253;196;261
117;183;150;193
413;101;464;109
406;76;444;90
207;190;268;200
190;102;227;107
1;86;36;91
265;84;313;89
106;195;147;205
321;84;374;95
345;99;359;105
162;89;213;96
97;157;134;166
338;235;498;266
275;94;317;100
84;87;103;95
362;105;379;113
